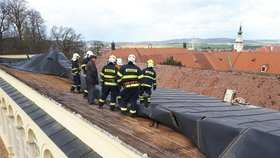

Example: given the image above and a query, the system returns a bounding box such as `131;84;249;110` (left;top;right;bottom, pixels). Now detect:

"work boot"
121;111;127;115
110;106;115;111
143;93;150;108
89;101;96;105
83;92;88;98
70;86;75;93
77;86;81;92
129;113;136;118
144;98;149;108
117;99;122;104
98;102;104;108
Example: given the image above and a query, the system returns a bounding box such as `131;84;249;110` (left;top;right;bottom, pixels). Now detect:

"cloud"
27;0;280;41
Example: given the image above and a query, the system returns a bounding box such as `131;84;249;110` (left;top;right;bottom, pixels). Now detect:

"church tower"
233;25;244;52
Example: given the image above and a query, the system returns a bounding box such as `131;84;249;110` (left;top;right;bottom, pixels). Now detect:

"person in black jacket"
117;54;142;117
139;60;157;107
81;51;94;98
86;53;99;104
99;55;118;111
70;53;81;93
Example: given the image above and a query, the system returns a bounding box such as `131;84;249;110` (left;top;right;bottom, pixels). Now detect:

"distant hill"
87;38;280;46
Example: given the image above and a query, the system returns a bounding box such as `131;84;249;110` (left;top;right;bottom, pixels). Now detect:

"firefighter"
81;51;94;98
70;53;81;93
117;54;142;117
99;55;118;111
115;58;123;104
139;60;157;107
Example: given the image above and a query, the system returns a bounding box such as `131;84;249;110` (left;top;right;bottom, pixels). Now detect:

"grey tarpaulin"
137;87;280;158
10;50;72;78
5;50;101;96
0;57;28;64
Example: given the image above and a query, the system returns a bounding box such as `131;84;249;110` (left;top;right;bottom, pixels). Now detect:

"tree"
24;10;46;40
89;41;105;56
51;26;85;57
160;56;184;66
0;0;9;40
7;0;28;40
24;9;48;53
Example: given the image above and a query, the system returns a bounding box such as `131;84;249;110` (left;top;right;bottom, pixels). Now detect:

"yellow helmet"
147;59;154;67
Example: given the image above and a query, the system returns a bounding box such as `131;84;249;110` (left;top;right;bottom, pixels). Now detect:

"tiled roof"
193;53;214;70
101;48;280;74
102;48;139;58
204;52;241;71
255;46;280;53
102;48;190;63
136;48;190;55
173;53;202;69
173;52;240;70
232;52;280;74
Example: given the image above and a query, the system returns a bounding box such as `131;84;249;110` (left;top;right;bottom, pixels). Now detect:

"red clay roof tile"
101;48;280;74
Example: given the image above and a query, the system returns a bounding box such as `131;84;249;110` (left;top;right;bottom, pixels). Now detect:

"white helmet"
72;53;80;61
85;50;94;58
116;58;123;66
128;54;136;63
108;55;117;63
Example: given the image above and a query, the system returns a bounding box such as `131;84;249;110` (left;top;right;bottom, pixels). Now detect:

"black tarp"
5;50;101;96
0;56;29;64
137;88;280;158
9;50;72;78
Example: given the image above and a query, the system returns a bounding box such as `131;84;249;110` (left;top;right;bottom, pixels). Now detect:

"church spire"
238;25;242;35
233;23;244;52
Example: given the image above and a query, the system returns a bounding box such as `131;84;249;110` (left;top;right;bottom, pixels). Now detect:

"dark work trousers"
83;76;89;98
88;84;96;104
116;85;122;103
139;86;152;103
71;75;81;92
121;87;139;114
99;86;117;107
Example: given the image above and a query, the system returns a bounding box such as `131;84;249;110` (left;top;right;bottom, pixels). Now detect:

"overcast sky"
26;0;280;42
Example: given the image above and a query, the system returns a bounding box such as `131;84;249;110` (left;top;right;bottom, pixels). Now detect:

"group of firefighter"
70;51;157;117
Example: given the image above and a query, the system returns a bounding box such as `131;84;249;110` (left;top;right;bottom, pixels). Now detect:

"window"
261;65;269;73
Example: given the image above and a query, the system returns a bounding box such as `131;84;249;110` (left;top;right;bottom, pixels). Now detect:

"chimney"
183;42;187;49
111;41;115;50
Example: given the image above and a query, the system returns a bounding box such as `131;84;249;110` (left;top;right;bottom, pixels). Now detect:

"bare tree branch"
0;0;10;40
7;0;28;40
51;26;85;57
